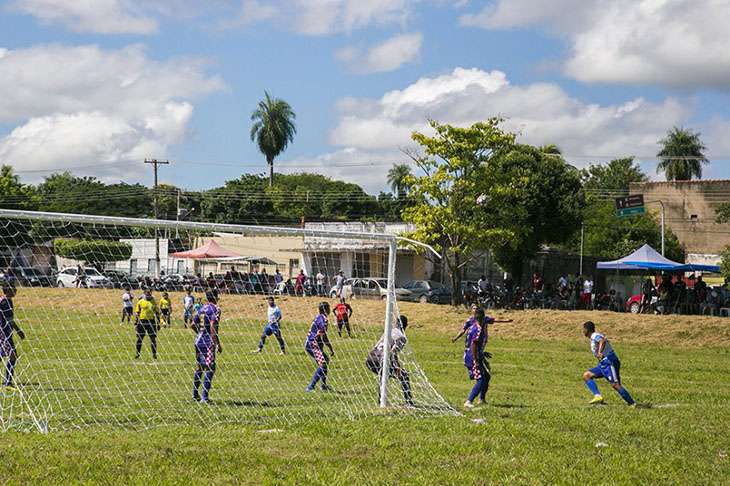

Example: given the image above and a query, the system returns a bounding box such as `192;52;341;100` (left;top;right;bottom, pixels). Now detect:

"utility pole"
145;159;170;278
579;222;584;276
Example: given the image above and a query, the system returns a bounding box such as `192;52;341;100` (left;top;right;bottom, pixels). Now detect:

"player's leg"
478;362;491;403
606;360;635;405
583;368;604;404
201;354;216;403
192;361;203;401
274;328;286;354
336;320;343;337
305;345;321;391
3;340;17;387
134;322;145;358
147;322;158;359
344;318;352;338
255;325;271;352
465;360;483;408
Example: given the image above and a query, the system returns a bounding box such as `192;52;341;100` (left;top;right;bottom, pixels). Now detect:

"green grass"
1;292;729;484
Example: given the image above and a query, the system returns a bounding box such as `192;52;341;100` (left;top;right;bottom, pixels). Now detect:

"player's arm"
322;331;335;356
451;329;466;343
211;318;222;353
596;337;606;359
493;318;513;323
2;302;24;339
347;304;353;318
133;301;141;324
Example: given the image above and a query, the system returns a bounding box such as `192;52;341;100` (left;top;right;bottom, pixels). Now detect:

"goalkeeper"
191;291;222;403
305;302;334;392
133;288;159;360
0;284;24;390
366;315;413;407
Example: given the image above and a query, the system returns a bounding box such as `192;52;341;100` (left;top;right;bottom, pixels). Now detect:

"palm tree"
656;127;708;181
539;144;562;156
387;163;412;199
250;92;297;187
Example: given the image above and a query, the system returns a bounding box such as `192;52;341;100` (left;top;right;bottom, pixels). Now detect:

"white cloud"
218;0;277;29
0;44;224;181
290;0;411;35
10;0;158;34
336;33;422;74
461;0;730;89
329;67;693;163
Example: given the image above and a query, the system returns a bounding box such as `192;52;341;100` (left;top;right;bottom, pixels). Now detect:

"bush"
54;239;132;264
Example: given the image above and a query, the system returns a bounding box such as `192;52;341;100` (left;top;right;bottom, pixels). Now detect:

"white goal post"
0;209;453;432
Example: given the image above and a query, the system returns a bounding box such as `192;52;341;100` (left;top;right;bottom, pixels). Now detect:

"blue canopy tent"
597;244;720;273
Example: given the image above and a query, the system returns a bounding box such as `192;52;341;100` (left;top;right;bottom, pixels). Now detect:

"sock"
479;374;491;401
4;358;15;387
202;370;214;400
320;366;328;387
617;386;635;405
192;370;202;398
585;379;601;396
258;335;266;350
468;378;483;402
400;371;412;404
308;368;322;390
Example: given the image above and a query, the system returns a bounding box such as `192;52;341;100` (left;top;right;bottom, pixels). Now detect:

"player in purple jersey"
305;302;335;392
0;284;25;390
190;291;222;403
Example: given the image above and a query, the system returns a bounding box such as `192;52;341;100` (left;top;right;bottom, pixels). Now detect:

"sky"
2;0;730;194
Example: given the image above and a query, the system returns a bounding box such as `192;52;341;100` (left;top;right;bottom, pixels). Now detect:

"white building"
112;239;193;276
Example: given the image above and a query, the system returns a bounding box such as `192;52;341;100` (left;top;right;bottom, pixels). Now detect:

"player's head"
123;284;130;291
206;291;217;304
186;286;192;294
268;296;275;307
583;321;595;337
475;308;486;325
480;275;485;280
144;288;152;299
470;303;478;315
398;315;408;330
319;301;330;315
2;282;16;298
162;291;168;298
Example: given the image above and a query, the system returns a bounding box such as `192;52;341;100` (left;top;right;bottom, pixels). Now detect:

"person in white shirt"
316;271;325;297
366;315;413;407
581;277;594;309
335;271;345;298
253;296;286;354
121;285;134;324
183;288;195;326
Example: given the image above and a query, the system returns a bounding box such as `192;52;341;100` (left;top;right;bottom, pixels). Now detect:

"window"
147;259;157;273
130;259;138;275
176;260;185;274
352;253;370;278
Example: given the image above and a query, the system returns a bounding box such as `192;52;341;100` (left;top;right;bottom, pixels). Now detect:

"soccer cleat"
252;349;262;354
320;384;332;392
629;403;637;408
464;400;474;409
192;394;200;402
305;387;315;393
589;395;604;405
199;398;210;404
3;385;18;393
475;399;485;406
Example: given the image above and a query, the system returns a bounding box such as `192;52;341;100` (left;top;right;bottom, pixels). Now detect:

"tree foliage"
54;239;133;264
250;92;297;187
402;120;582;302
387;164;412;198
581;157;648;192
720;246;730;280
656;127;708;181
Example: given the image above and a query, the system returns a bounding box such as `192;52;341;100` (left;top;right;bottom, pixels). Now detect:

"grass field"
2;289;729;484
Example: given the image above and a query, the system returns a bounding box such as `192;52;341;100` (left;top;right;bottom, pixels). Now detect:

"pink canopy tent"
171;240;240;259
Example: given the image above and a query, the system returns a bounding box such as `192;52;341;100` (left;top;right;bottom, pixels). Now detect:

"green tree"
402;119;517;304
720;246;730;280
581;157;648;193
250;92;297;187
0;165;36;210
539;144;562;155
54;238;133;267
387;163;412;199
657;127;708;181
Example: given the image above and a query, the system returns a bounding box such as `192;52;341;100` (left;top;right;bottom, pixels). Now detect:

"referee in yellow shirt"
134;288;160;359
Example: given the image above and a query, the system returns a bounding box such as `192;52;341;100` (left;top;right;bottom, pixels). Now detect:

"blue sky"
2;0;730;193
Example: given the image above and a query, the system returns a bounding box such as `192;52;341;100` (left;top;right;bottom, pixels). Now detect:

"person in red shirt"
333;297;353;337
532;272;544;293
294;270;307;297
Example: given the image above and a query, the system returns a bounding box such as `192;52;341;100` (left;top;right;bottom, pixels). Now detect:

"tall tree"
656;127;708;181
387;163;412;199
250;92;297;187
581;157;648;193
539;144;562;156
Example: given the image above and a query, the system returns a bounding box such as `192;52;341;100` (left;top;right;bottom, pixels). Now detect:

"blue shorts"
196;343;216;369
262;324;281;337
589;355;621;385
184;309;193;320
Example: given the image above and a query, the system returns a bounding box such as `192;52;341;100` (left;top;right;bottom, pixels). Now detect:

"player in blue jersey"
253;296;286;354
190;291;222;403
582;321;636;406
305;302;335;392
0;284;25;390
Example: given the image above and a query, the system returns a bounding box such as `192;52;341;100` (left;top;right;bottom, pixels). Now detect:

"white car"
56;267;110;288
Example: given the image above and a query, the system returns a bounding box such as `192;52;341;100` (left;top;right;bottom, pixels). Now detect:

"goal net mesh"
0;211;454;432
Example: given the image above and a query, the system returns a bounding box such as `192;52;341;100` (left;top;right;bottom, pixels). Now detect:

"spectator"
335;271;345;298
295;270;307;296
260;268;269;294
477;275;489;296
694;275;708;303
206;272;216;289
581;276;594;309
557;274;568;290
316;270;325;296
532;272;544;293
639;278;654;313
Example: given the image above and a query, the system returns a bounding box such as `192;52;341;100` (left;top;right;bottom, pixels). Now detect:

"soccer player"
366;315;413;407
582;321;636;406
159;291;172;327
333;297;353;337
183;287;195;327
134;288;159;359
451;303;479;343
191;291;222;403
0;284;25;390
253;296;286;354
121;285;134;325
305;302;335;392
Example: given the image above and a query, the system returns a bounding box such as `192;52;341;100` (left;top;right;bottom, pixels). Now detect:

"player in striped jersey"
304;302;334;392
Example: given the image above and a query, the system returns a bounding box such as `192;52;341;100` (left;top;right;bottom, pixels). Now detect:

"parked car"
9;267;55;287
329;278;355;298
103;270;137;289
399;280;452;304
56;267;110;288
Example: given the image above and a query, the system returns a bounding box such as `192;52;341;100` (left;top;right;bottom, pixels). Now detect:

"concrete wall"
630;180;730;255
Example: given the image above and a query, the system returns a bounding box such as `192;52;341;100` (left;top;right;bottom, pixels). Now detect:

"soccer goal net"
0;209;454;432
